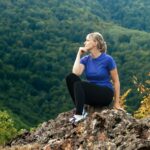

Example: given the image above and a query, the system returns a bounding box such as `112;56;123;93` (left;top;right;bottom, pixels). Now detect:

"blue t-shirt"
80;53;116;91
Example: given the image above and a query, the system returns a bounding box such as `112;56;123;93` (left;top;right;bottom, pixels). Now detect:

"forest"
0;0;149;132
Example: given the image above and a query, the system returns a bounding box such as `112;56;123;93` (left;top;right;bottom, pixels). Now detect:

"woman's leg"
65;73;81;105
66;73;113;116
73;81;86;115
82;81;114;106
74;81;114;114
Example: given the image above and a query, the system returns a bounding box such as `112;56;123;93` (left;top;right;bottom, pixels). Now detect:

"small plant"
120;89;131;110
0;110;17;146
133;73;150;119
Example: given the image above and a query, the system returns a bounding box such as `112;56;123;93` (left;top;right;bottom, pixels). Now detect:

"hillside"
0;0;150;128
92;0;150;32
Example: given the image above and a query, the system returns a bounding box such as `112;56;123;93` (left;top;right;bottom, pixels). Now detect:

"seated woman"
66;32;121;123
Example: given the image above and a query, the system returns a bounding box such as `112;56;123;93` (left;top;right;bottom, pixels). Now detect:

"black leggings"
66;73;114;115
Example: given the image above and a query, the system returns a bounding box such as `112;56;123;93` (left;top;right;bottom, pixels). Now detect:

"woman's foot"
69;114;84;123
69;112;88;123
82;109;88;118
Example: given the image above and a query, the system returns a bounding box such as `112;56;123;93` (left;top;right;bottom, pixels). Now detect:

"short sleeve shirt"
80;53;116;90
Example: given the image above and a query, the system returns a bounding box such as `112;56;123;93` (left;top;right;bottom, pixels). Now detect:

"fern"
120;89;131;110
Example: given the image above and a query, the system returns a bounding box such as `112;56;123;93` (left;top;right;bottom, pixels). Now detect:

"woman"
66;32;121;123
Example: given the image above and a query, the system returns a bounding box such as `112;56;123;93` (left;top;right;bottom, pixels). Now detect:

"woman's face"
84;35;97;51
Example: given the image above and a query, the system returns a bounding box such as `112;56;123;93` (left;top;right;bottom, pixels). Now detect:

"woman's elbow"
72;69;81;76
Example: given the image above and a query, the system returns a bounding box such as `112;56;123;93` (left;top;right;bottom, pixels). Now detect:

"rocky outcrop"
5;108;150;150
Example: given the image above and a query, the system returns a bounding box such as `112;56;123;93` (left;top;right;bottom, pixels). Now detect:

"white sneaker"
69;114;84;123
82;108;88;118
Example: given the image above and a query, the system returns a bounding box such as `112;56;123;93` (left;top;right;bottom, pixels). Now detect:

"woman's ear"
95;40;98;47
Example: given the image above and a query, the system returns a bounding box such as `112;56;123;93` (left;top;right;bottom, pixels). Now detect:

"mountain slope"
0;0;149;128
88;0;150;32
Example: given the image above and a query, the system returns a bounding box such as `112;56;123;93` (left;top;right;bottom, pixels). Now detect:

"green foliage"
97;0;150;32
0;110;17;145
133;74;150;118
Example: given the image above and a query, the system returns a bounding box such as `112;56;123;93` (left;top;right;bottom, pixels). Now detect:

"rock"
5;107;150;150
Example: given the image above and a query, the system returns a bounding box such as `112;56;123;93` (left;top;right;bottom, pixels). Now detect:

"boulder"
5;107;150;150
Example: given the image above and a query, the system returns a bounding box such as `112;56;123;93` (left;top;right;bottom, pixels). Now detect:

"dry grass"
0;143;41;150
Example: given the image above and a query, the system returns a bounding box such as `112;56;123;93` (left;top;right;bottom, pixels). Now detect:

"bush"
0;110;17;145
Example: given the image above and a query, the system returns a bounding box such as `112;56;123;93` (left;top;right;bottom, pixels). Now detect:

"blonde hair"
87;32;107;53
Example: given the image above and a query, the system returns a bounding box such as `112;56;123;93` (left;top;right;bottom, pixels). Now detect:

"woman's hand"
114;101;121;109
78;47;87;55
114;101;125;112
72;47;86;76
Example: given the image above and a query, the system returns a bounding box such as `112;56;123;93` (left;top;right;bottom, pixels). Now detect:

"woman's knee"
65;73;80;82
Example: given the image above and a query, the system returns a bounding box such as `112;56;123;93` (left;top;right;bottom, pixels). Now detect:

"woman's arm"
110;68;121;109
72;47;86;76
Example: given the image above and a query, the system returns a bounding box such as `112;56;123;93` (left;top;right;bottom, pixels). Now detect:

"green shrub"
0;110;17;145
